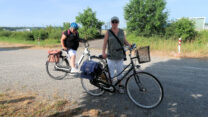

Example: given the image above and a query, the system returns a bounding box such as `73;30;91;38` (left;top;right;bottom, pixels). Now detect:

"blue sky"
0;0;207;27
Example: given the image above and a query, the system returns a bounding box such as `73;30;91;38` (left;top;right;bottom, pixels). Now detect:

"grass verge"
0;37;60;48
126;31;208;58
1;31;208;58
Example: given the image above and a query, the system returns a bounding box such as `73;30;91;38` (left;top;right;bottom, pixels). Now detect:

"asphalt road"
0;43;208;117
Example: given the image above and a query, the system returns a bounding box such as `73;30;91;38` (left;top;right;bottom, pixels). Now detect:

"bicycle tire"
126;72;164;109
80;56;106;96
46;57;69;80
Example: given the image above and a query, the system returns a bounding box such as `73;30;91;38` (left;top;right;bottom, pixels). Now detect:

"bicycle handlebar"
83;41;89;48
129;43;137;51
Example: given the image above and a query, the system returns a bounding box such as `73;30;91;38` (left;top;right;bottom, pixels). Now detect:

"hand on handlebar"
129;44;136;51
102;53;107;59
63;47;67;50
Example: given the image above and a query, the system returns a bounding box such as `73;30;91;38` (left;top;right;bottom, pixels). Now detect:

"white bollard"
178;38;182;54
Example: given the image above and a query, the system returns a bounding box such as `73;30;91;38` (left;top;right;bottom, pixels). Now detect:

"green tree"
63;22;70;30
165;18;197;41
124;0;168;36
76;8;104;39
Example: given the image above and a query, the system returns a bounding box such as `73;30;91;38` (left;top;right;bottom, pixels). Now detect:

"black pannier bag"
80;60;102;80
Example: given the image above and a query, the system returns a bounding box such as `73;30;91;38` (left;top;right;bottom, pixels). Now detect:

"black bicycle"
81;44;164;109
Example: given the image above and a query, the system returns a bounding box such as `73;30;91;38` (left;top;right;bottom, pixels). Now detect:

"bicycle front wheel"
46;57;69;80
126;72;164;109
81;56;106;96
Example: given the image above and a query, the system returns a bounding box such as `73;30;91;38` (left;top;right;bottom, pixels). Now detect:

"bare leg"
70;55;76;68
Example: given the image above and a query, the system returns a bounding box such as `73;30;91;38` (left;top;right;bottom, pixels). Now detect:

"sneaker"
70;68;80;73
118;85;125;94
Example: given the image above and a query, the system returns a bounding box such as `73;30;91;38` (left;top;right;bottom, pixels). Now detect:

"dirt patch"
0;91;115;117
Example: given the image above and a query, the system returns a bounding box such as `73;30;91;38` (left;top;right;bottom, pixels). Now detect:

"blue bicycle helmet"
70;22;79;30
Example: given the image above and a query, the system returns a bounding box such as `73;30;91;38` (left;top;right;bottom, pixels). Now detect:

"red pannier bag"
48;50;61;63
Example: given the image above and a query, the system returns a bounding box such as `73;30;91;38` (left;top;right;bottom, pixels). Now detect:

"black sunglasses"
111;20;119;24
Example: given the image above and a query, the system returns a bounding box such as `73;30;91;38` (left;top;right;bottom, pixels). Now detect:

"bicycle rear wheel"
126;72;163;109
46;57;70;80
81;56;106;96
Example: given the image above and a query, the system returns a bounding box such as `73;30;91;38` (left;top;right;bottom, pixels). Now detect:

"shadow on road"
0;46;33;51
0;96;35;104
48;58;208;117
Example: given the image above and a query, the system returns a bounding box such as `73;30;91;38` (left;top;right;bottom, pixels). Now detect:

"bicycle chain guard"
90;79;116;93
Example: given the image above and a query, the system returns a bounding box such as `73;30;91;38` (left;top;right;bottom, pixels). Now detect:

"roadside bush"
165;18;197;41
195;30;208;44
48;30;62;40
24;32;35;41
0;30;12;37
9;31;34;41
32;29;48;40
46;26;62;40
39;29;48;40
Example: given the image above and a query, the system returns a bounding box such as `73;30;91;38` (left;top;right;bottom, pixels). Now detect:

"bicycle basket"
48;50;61;63
135;46;151;64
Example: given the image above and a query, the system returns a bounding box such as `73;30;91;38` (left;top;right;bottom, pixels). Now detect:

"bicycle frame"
63;43;91;68
55;42;91;72
105;50;140;86
76;46;91;67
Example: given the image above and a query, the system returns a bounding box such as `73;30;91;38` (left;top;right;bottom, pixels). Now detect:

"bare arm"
124;34;131;47
102;31;109;59
60;34;67;50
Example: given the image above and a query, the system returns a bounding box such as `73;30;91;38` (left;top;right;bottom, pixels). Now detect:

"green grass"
0;36;60;47
127;31;208;56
